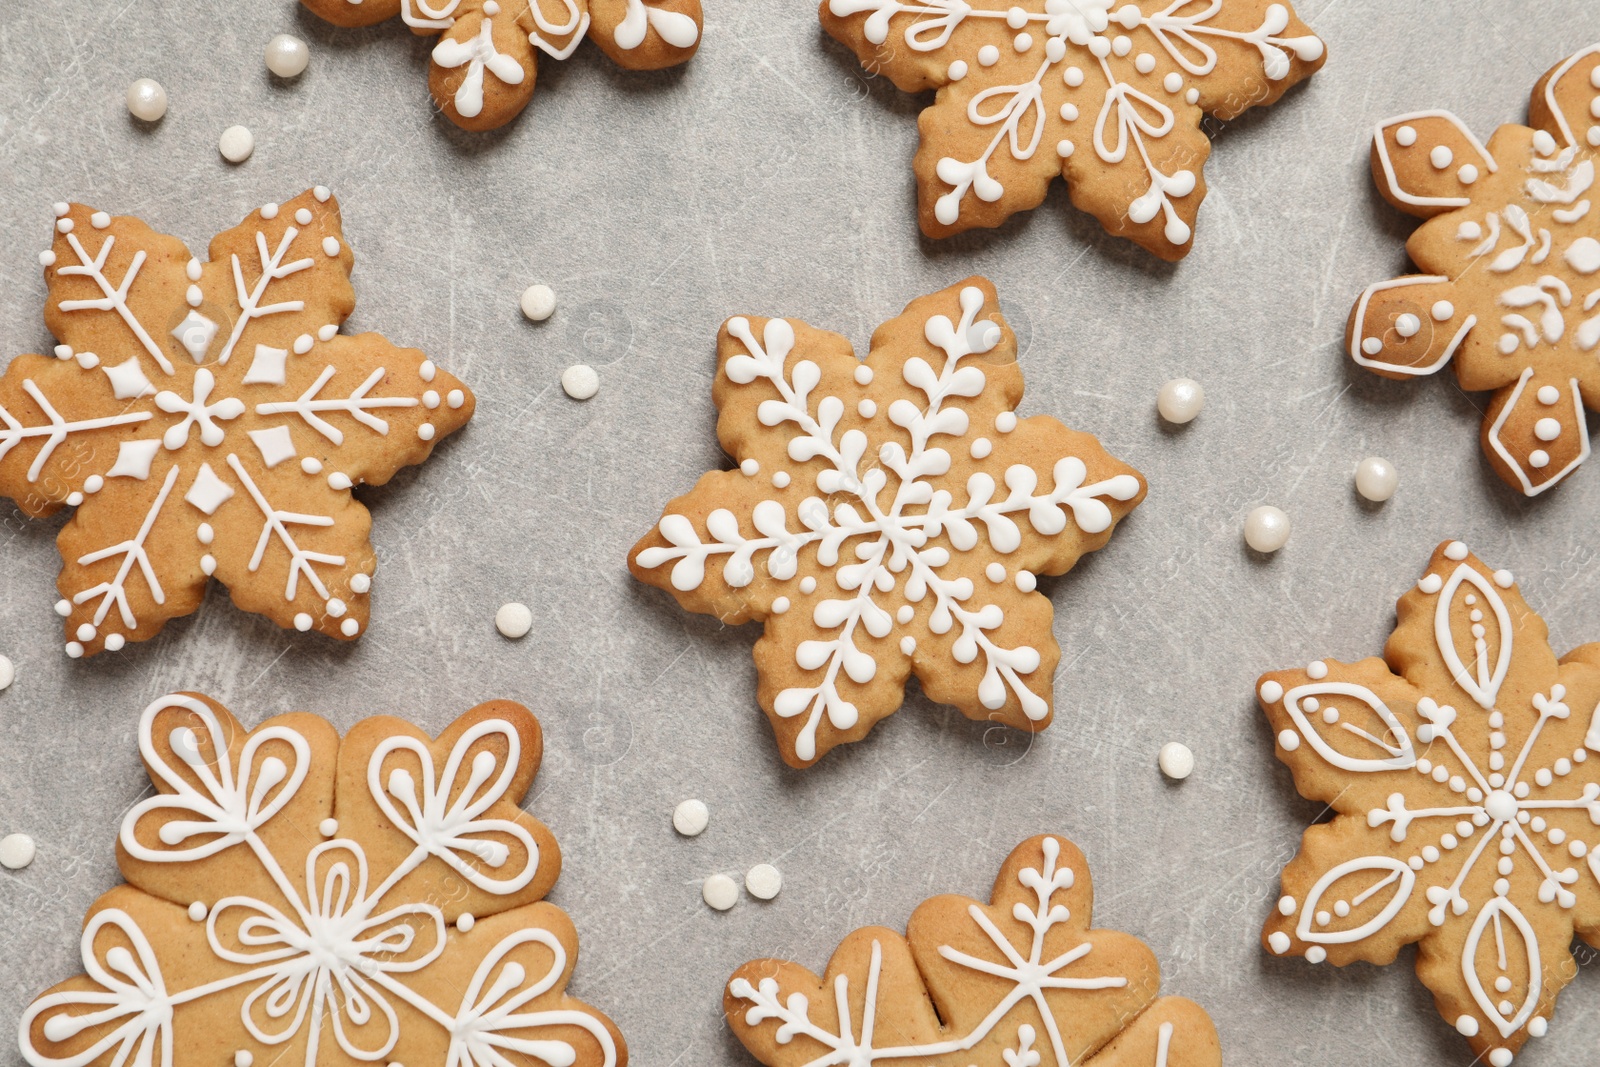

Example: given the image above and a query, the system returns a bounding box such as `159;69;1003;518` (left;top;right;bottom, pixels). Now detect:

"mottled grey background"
2;2;1599;1064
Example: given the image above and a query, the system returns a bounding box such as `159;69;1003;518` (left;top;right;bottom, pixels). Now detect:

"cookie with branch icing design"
300;0;702;131
1259;540;1600;1067
629;279;1145;768
0;190;474;657
1348;45;1600;497
727;835;1221;1067
19;692;626;1067
819;1;1324;259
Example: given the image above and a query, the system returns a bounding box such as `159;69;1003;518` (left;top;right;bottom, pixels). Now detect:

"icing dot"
1059;103;1079;122
1306;660;1328;680
1112;35;1131;56
858;399;877;419
799;577;817;595
562;364;599;400
108;631;128;652
1431;300;1454;321
1259;680;1284;703
702;873;738;911
326;598;347;618
1134;52;1156;74
1444;541;1468;560
56;218;73;234
52;203;68;218
896;605;914;624
1529;449;1550;469
740;458;760;476
1267;931;1291;954
854;364;873;385
456;913;475;932
126;78;168;122
265;33;310;78
745;863;782;900
496;602;533;640
1533;130;1557;156
985;562;1005;583
340;619;359;637
200;555;216;577
1305;946;1326;964
235;1053;254;1067
1158;741;1194;780
900;636;917;655
219;125;255;164
319;818;338;837
1185;87;1199;105
1429;145;1453;169
1057;140;1075;159
1394;125;1417;147
948;60;968;81
1013;33;1033;51
1455;1015;1479;1037
1457;163;1478;184
1164;72;1183;93
419;360;436;382
1355;456;1398;502
322;237;341;257
294;613;313;632
1488;1051;1512;1067
54;600;70;617
1015;571;1036;592
1535;417;1561;442
75;623;95;642
90;211;110;229
1277;730;1299;751
39;251;55;267
417;423;436;441
64;642;83;659
771;597;790;615
1063;66;1084;87
1244;506;1290;553
772;471;790;488
1418;574;1443;594
187;284;203;307
1157;378;1204;424
995;412;1017;433
1005;5;1026;28
1537;385;1561;405
350;573;371;594
313;186;330;202
1361;337;1383;356
0;655;11;692
295;208;313;225
447;389;465;409
970;436;992;458
188;902;207;921
1529;1017;1548;1038
520;284;556;321
301;457;323;474
1278;896;1296;916
261;203;279;220
0;833;35;870
673;799;708;836
65;492;83;507
1493;570;1513;588
978;45;1000;66
423;390;441;409
319;324;337;341
1045;38;1065;63
1394;313;1420;339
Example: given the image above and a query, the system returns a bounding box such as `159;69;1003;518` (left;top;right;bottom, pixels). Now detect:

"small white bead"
1355;456;1398;502
126;79;168;122
1244;506;1291;553
1158;741;1195;780
520;284;556;321
0;833;36;870
745;863;783;900
219;125;255;164
1157;378;1204;424
0;654;12;692
673;799;709;837
702;873;739;911
561;364;599;400
495;602;534;639
265;34;310;78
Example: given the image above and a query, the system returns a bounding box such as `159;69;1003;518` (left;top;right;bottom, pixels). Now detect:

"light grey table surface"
2;2;1599;1064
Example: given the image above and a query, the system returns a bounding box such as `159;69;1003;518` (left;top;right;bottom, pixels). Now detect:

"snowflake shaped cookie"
20;693;625;1067
629;279;1145;767
1348;45;1600;496
301;0;702;130
820;1;1325;259
727;835;1221;1067
0;190;474;657
1259;541;1600;1066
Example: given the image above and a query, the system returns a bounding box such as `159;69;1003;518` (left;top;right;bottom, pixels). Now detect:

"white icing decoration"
107;439;163;481
248;425;298;469
242;344;289;386
431;12;526;119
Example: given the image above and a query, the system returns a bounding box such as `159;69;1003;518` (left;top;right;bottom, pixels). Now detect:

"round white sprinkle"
1537;385;1561;406
0;655;12;692
854;364;873;385
1355;456;1398;502
995;411;1017;433
985;562;1005;582
900;636;917;655
702;873;739;911
1157;378;1204;424
319;818;338;837
1429;145;1453;169
948;60;968;81
301;457;323;475
322;237;340;257
1395;313;1421;338
1244;506;1291;553
1458;163;1479;184
673;799;709;837
350;573;371;594
417;423;436;441
771;596;790;614
1432;300;1455;321
1158;741;1195;780
1529;449;1550;469
329;472;353;490
0;833;36;870
294;613;313;632
219;125;255;164
520;284;556;321
64;642;83;659
740;458;760;476
1535;417;1561;442
562;364;599;401
978;44;1000;66
126;78;168;122
1164;72;1183;93
745;863;783;900
235;1053;254;1067
340;619;359;637
265;33;311;78
295;208;313;225
90;212;110;229
496;602;534;639
187;902;207;921
104;634;125;652
54;600;71;617
457;912;475;932
1394;125;1417;147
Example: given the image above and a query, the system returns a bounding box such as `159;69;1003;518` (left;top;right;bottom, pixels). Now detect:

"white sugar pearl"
0;833;36;870
745;863;783;900
265;34;310;78
219;125;255;164
126;78;167;122
1355;456;1398;502
673;799;709;836
702;873;739;911
0;655;12;692
1157;378;1204;424
561;364;599;400
1244;506;1291;553
521;284;556;321
495;602;533;639
1158;741;1195;780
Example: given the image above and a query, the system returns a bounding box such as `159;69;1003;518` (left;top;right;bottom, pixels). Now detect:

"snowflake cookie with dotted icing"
1348;45;1600;497
629;279;1146;768
19;693;625;1067
301;0;702;130
726;835;1220;1067
820;1;1324;259
0;190;474;658
1258;540;1600;1066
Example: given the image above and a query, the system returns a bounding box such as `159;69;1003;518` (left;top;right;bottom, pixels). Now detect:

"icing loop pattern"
726;835;1221;1067
21;694;625;1067
821;0;1325;258
630;280;1145;767
0;190;475;656
1349;45;1600;496
1260;541;1600;1066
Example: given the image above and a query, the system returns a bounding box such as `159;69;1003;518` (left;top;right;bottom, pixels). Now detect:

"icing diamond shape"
182;461;233;515
248;425;296;469
106;439;162;481
242;343;289;386
171;310;217;362
101;357;155;400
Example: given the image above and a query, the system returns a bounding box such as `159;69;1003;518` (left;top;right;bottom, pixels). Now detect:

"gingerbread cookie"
820;1;1325;259
727;835;1221;1067
1347;45;1600;496
1259;540;1600;1066
629;279;1146;767
0;190;474;657
20;693;625;1067
300;0;702;130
